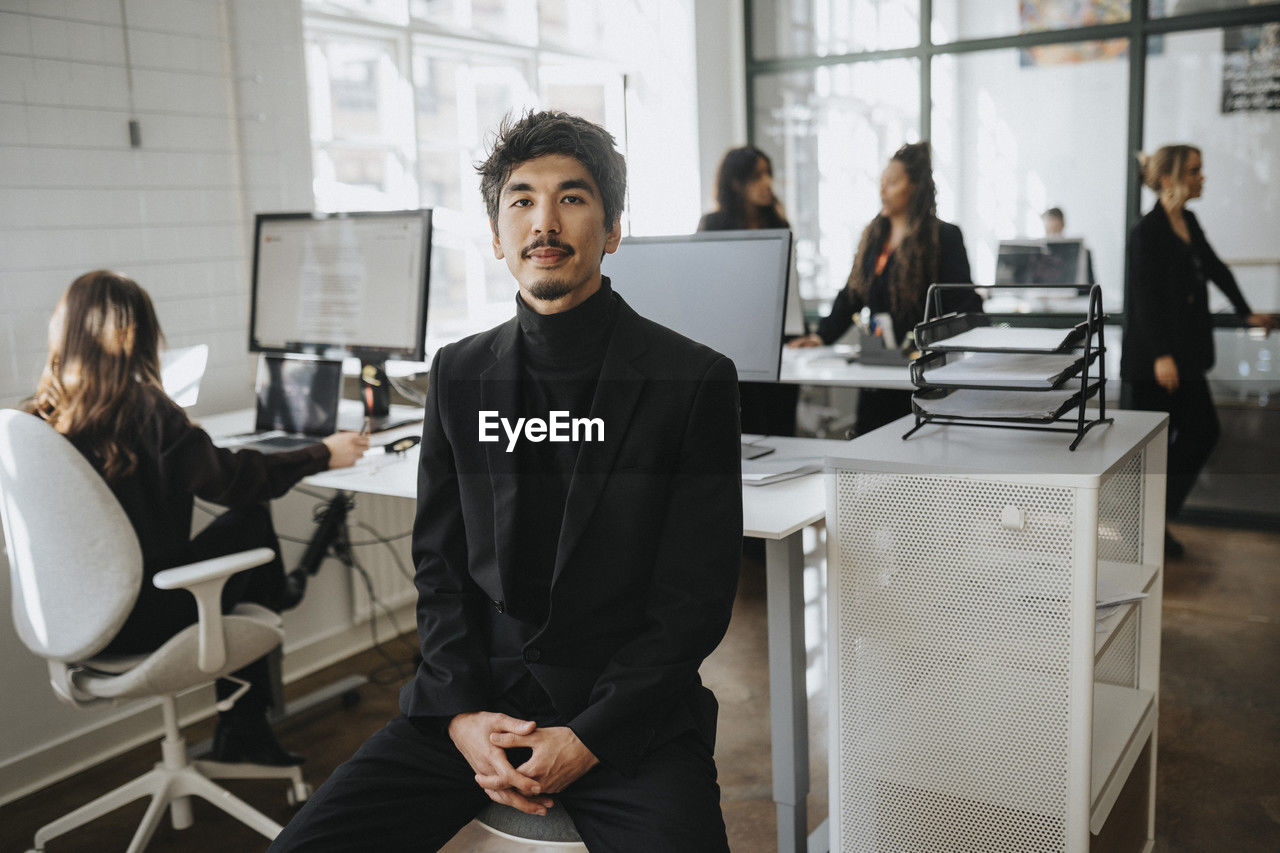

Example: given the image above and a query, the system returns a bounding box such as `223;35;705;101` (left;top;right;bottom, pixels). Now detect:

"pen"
360;417;372;437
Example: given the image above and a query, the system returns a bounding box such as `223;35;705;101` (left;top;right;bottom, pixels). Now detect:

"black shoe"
1165;531;1185;560
211;714;305;766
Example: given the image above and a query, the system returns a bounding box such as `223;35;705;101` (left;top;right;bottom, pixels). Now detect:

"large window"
752;0;922;57
1144;26;1280;315
753;59;921;300
932;43;1129;310
303;0;698;355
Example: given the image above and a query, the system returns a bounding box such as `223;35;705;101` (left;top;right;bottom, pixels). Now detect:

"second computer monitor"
995;238;1087;285
601;229;793;383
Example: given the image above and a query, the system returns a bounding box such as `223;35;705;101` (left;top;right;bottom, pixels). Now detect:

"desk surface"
201;407;845;540
780;345;914;390
826;411;1168;488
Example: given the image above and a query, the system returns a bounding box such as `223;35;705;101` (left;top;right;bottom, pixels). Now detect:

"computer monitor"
249;209;432;419
994;238;1087;285
600;229;792;383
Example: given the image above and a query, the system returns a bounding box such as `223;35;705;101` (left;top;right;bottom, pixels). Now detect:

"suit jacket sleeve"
1188;212;1252;318
405;347;490;717
567;355;743;774
154;393;329;506
1128;218;1177;362
818;279;864;344
937;222;981;316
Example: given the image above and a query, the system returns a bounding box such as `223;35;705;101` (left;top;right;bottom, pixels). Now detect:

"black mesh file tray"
904;283;1112;450
911;382;1102;422
910;349;1102;391
915;312;1091;353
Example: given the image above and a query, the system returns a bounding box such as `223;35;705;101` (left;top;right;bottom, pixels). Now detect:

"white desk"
200;407;839;853
780;345;915;390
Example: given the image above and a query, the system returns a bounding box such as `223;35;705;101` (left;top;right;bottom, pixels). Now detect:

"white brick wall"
0;0;313;416
0;1;322;800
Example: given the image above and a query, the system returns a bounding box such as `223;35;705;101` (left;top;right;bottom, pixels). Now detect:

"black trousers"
103;504;286;715
270;700;729;852
1129;374;1220;519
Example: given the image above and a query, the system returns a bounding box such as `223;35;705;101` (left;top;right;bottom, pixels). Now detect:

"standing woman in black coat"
23;270;369;763
792;141;980;435
1123;144;1274;557
698;145;800;436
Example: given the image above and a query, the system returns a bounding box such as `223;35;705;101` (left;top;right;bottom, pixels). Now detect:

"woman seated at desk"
22;270;368;765
792;141;980;435
699;144;801;436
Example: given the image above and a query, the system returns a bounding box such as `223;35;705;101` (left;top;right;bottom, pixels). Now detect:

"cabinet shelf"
1095;562;1159;663
1090;684;1156;834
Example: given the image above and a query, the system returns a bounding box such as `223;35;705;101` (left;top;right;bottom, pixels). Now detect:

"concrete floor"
1;521;1276;852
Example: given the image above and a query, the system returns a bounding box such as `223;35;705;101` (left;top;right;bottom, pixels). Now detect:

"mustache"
521;236;575;258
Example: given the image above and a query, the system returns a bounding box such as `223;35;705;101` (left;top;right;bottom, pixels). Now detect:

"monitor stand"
360;359;391;422
353;358;419;433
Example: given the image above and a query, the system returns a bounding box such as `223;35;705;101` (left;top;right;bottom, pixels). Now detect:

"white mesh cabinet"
826;412;1168;853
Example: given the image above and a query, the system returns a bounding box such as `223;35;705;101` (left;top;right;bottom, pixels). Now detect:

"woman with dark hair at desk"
699;145;801;436
792;141;980;435
1124;145;1274;558
23;270;368;764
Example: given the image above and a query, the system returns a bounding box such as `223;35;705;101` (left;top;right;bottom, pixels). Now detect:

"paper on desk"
1096;573;1149;609
934;326;1078;352
914;387;1079;420
922;351;1083;389
741;458;822;486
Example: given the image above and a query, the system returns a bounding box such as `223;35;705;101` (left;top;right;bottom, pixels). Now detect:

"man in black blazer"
272;112;742;851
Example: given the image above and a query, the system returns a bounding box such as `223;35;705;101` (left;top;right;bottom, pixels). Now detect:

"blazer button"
492;599;505;614
523;647;541;663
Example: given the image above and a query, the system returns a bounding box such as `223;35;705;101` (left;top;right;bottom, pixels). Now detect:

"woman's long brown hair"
27;270;165;481
846;141;940;321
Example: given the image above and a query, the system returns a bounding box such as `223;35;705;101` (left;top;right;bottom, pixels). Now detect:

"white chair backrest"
0;409;142;661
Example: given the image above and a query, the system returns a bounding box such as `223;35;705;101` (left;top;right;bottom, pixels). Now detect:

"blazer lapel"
481;318;521;601
552;301;648;587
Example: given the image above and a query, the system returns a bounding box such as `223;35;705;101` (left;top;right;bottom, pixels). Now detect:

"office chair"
475;801;585;848
0;410;309;853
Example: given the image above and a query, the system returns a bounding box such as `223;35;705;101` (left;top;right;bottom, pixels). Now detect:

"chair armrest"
152;547;276;672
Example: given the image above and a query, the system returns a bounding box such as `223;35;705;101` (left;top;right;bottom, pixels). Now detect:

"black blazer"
1122;203;1252;381
400;295;743;776
817;219;977;345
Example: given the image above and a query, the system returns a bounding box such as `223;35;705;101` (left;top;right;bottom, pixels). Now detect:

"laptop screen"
253;355;343;435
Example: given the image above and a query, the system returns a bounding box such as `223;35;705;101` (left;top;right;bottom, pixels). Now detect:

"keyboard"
231;433;322;454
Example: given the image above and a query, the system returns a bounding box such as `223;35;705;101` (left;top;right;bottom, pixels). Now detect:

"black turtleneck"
505;276;617;633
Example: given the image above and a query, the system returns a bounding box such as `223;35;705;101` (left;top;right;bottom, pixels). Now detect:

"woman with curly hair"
793;141;980;435
23;270;368;765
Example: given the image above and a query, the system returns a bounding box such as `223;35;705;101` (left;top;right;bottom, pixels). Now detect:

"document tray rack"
910;349;1103;391
904;283;1111;450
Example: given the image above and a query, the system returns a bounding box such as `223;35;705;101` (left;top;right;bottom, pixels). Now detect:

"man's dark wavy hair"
477;110;627;230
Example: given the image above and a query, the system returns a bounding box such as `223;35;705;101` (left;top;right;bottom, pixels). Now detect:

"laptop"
221;354;343;454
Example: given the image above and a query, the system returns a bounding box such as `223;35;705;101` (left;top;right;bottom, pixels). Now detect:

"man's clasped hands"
448;711;599;815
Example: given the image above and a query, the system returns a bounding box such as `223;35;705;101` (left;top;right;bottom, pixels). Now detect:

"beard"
520;235;582;302
526;276;579;302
